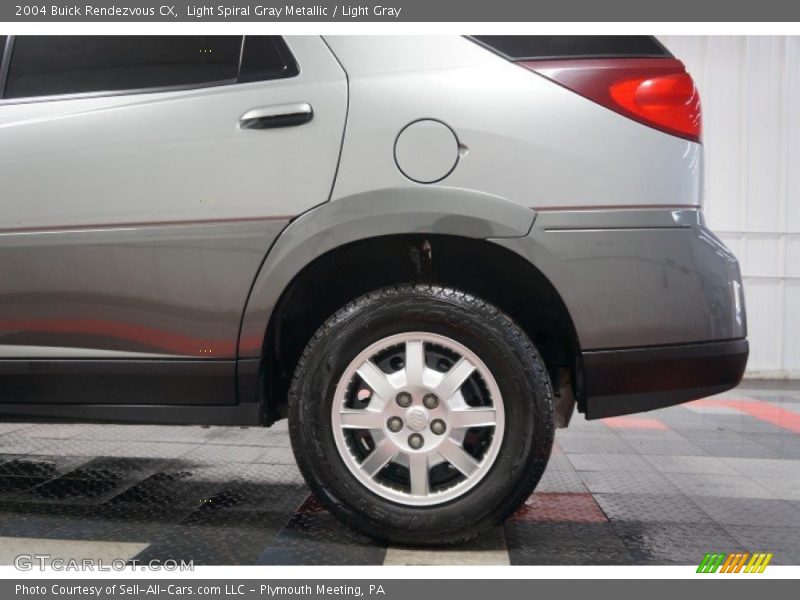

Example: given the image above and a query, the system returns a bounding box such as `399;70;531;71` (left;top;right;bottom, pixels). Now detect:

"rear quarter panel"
323;35;702;210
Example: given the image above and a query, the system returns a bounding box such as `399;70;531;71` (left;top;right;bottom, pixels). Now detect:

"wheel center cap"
405;407;429;432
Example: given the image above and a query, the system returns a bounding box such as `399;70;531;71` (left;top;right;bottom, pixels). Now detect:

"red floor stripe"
688;398;800;434
512;492;608;523
602;416;669;430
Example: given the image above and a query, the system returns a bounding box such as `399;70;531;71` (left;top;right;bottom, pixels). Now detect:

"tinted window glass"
240;36;298;83
472;36;671;60
5;35;243;99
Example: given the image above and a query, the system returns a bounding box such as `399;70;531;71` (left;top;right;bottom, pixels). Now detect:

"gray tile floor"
0;381;798;565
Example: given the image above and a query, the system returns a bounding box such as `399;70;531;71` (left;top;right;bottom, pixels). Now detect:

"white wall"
659;36;800;379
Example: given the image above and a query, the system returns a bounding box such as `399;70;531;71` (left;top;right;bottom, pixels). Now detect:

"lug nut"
387;417;403;432
430;419;446;435
396;392;412;407
408;433;424;450
422;393;439;409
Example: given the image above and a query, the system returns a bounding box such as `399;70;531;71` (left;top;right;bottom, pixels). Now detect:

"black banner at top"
2;0;800;22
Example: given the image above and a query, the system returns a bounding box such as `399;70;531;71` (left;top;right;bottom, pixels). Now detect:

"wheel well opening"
261;234;581;424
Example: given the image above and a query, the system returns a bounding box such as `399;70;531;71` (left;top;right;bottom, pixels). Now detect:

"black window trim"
0;36;13;97
0;35;300;106
466;35;673;62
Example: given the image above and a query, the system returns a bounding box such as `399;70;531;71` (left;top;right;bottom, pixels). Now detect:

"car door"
0;35;347;405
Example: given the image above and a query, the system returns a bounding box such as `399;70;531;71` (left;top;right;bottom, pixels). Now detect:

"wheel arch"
237;187;580;423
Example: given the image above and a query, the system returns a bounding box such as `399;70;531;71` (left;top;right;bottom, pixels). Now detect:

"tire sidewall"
289;286;553;543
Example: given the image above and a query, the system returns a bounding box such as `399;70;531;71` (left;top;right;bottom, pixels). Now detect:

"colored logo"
697;552;773;573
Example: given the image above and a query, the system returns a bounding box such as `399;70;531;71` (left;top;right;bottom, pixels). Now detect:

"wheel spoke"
356;360;395;405
359;438;399;477
339;409;384;429
404;340;426;387
435;357;476;402
408;452;430;496
449;407;497;429
332;331;505;505
437;438;480;477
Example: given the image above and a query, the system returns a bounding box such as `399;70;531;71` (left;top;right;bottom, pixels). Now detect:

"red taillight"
520;58;702;143
609;72;700;140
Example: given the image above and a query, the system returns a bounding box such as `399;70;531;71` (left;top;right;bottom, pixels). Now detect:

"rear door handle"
239;103;313;130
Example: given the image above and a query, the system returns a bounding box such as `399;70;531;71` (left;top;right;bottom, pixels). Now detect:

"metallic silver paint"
0;36;346;359
393;119;460;184
0;346;190;359
492;209;746;350
323;36;702;210
0;219;289;358
0;37;345;230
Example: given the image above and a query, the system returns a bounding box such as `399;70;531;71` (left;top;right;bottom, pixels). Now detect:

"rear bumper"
581;338;749;419
493;208;748;350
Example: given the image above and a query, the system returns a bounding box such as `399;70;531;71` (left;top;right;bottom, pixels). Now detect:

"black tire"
288;284;554;545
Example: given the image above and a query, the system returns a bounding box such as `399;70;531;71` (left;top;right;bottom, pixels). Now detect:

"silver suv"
0;35;747;544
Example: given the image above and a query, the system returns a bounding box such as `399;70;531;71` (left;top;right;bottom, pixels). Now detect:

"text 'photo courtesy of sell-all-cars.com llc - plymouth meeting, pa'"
0;34;746;545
